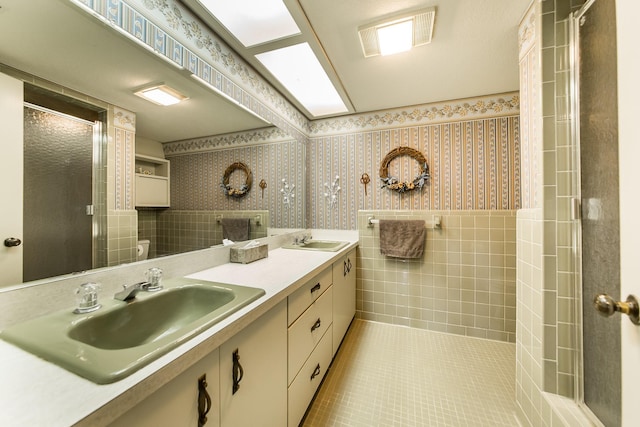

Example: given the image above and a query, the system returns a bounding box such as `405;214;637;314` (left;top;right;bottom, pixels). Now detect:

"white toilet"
137;239;150;260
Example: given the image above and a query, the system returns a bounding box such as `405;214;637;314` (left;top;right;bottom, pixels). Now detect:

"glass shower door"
573;0;621;425
23;104;95;282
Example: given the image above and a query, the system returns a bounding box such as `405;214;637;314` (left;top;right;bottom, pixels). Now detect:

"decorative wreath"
221;162;252;198
379;147;430;193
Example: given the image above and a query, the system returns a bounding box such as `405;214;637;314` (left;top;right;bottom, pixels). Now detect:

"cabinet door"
109;349;220;427
220;300;287;427
332;248;356;355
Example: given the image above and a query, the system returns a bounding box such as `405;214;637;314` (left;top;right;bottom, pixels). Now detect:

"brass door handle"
593;294;640;325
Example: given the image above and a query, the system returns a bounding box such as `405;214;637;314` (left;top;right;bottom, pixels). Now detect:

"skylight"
255;43;348;117
198;0;300;47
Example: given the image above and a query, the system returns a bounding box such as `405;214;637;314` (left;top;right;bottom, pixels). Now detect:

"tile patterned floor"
303;319;520;426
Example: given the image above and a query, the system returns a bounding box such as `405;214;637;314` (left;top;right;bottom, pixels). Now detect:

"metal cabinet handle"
232;349;244;394
310;363;321;381
310;283;321;294
198;374;211;427
310;318;322;333
594;294;640;325
343;258;352;276
4;238;21;247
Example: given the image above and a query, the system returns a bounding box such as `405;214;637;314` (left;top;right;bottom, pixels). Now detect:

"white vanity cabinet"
332;248;356;355
220;299;287;427
135;154;170;207
100;248;357;427
108;300;287;427
287;268;333;427
108;349;220;427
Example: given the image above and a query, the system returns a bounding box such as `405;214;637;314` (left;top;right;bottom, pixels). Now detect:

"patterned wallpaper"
166;140;305;229
518;5;540;209
111;106;136;211
307;115;521;229
165;93;521;230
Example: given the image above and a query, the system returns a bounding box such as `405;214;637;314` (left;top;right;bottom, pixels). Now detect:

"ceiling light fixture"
358;7;436;57
198;0;300;47
134;84;188;106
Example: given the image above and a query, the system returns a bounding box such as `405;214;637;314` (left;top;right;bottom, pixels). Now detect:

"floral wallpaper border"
308;92;520;137
163;127;292;156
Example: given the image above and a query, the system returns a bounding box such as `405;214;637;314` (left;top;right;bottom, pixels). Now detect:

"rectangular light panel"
255;43;348;117
378;20;413;56
134;85;188;106
198;0;300;47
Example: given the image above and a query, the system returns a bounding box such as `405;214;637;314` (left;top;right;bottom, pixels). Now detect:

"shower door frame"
569;0;619;425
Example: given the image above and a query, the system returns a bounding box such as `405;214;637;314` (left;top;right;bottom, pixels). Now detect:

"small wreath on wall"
379;147;430;193
221;162;252;198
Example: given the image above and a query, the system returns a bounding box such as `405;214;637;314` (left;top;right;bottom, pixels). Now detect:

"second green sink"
282;240;348;252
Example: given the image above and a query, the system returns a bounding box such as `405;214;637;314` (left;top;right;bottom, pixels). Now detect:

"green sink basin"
282;240;348;252
0;279;264;384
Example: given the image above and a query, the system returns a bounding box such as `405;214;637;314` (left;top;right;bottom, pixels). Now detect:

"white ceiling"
0;0;530;142
186;0;531;117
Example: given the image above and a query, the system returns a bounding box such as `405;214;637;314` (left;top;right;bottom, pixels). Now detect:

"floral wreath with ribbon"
379;147;430;193
221;162;252;198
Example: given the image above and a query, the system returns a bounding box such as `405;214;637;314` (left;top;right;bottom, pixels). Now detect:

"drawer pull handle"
197;374;211;427
310;363;321;381
311;318;322;332
232;349;244;395
310;283;321;293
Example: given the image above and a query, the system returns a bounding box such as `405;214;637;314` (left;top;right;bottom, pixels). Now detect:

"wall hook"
360;173;370;195
259;179;267;199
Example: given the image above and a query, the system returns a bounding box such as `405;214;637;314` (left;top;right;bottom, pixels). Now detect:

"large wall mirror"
0;0;306;288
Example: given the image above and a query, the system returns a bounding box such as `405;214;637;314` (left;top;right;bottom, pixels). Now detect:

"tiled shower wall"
357;210;517;342
516;1;586;426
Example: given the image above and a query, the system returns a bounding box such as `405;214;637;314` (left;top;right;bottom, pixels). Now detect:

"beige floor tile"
303;319;520;426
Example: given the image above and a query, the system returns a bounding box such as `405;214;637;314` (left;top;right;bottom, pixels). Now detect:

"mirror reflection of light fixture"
358;7;436;57
134;84;188;106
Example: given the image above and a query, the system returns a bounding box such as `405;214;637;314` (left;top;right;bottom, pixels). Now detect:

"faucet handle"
145;267;163;291
74;282;102;314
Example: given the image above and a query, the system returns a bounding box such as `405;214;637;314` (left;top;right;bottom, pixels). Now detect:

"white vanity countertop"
0;233;358;427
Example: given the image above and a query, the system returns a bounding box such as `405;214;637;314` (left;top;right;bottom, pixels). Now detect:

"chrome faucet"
293;234;312;245
114;268;164;301
114;281;151;301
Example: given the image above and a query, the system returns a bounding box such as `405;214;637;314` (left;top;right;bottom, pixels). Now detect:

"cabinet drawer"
287;326;332;427
288;286;332;383
288;267;332;325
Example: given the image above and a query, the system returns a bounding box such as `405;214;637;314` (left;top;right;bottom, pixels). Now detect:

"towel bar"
216;215;262;226
367;216;441;229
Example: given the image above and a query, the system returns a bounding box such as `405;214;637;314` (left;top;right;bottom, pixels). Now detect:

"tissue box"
230;243;268;264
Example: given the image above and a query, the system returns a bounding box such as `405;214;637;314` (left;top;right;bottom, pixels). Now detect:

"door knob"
4;238;21;247
593;294;640;325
